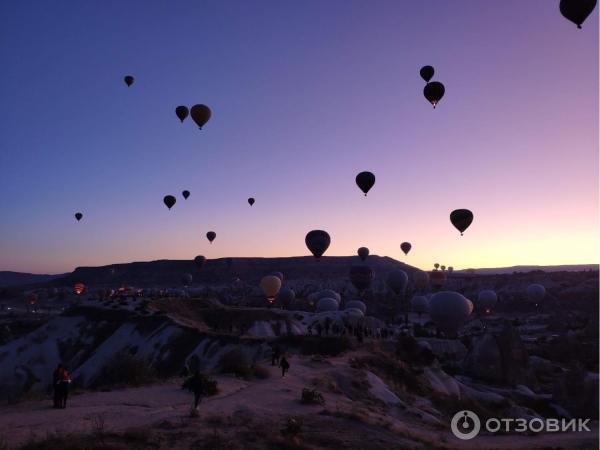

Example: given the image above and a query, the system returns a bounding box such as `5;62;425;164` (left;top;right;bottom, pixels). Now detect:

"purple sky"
0;0;597;274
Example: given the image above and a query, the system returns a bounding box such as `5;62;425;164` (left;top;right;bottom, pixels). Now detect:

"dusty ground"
0;353;597;450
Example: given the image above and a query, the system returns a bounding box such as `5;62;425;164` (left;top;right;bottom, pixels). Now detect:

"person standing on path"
279;356;290;377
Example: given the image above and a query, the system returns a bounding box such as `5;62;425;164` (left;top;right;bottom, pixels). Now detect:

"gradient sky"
0;0;598;274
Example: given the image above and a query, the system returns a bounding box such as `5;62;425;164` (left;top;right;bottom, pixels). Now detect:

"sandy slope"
0;354;596;450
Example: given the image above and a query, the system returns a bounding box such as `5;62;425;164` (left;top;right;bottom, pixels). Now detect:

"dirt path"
0;355;597;450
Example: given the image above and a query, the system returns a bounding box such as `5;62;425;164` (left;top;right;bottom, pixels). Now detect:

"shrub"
92;350;156;389
219;348;252;378
301;388;325;405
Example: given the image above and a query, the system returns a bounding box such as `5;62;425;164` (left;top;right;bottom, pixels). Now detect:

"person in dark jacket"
188;370;204;410
58;366;71;408
279;356;290;377
52;363;63;408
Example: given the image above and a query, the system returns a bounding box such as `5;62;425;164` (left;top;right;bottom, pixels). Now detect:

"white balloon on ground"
345;300;366;314
429;291;472;335
318;289;341;303
410;295;429;314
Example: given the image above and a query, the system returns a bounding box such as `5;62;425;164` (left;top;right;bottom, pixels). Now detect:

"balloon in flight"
423;81;445;108
450;209;473;235
560;0;597;28
206;231;216;243
163;195;176;210
74;212;83;222
124;75;134;87
182;190;190;200
175;106;189;123
419;65;434;83
248;197;255;206
190;104;212;129
357;247;369;261
400;242;412;255
429;291;472;335
305;230;331;259
434;263;440;270
355;171;376;196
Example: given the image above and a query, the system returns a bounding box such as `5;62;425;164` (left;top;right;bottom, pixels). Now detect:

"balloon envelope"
400;242;411;255
477;290;498;311
260;275;282;300
316;297;339;312
357;247;369;261
413;271;429;290
349;265;374;292
419;65;434;82
527;284;546;303
450;209;473;235
190;104;212;129
206;231;216;243
194;255;206;269
175;106;189;123
411;295;429;314
124;75;134;86
163;195;176;209
248;197;255;206
429;270;447;289
305;230;331;259
355;171;376;195
74;212;83;221
277;287;295;307
318;290;341;304
182;190;190;200
73;283;85;296
181;273;193;286
429;291;472;334
386;270;408;296
423;81;445;108
345;300;366;314
271;271;284;282
560;0;597;28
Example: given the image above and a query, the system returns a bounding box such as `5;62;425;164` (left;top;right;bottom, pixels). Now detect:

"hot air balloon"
400;242;412;255
124;75;134;87
414;270;429;290
206;231;216;243
277;287;295;308
419;65;434;83
316;297;339;312
477;290;497;315
305;230;331;259
190;104;211;129
434;263;440;270
181;273;193;286
355;171;376;196
349;265;374;293
450;209;473;235
175;106;189;123
248;197;255;206
73;283;85;296
357;247;369;261
260;275;282;303
194;255;206;269
440;265;446;271
560;0;597;28
182;190;190;200
448;266;454;275
164;195;176;210
386;270;408;296
345;300;367;314
74;212;83;222
429;270;447;289
271;271;284;282
317;290;341;304
526;284;546;304
411;295;429;315
429;291;472;335
423;81;445;108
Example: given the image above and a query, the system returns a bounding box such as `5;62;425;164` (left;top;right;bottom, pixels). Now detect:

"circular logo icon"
451;410;481;440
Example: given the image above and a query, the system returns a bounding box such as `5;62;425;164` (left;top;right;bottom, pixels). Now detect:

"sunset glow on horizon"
0;0;597;274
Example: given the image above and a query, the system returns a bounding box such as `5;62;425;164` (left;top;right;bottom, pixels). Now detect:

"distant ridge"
455;264;598;275
0;271;67;287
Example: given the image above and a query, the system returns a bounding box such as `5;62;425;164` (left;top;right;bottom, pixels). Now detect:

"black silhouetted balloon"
450;209;473;235
356;171;375;196
124;75;134;87
305;230;331;259
176;106;189;123
357;247;369;261
206;231;216;243
190;104;212;129
164;195;176;210
182;190;190;200
74;212;83;222
248;197;255;206
194;255;206;269
424;81;445;108
350;265;374;293
420;65;434;83
400;242;412;255
560;0;597;28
